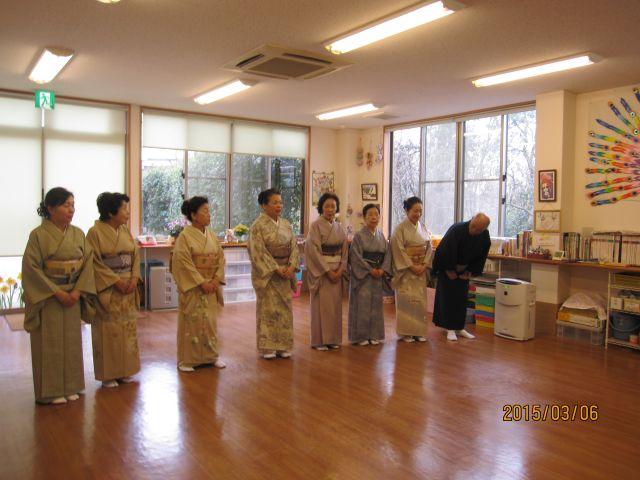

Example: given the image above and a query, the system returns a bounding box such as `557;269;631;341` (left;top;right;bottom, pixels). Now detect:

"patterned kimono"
305;217;348;347
86;221;141;382
22;219;96;403
248;213;299;353
171;225;225;368
348;227;392;343
390;219;433;337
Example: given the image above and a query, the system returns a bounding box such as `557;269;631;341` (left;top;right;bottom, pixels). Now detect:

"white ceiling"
1;0;639;129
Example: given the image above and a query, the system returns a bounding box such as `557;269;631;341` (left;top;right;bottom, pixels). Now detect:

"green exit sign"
35;90;55;110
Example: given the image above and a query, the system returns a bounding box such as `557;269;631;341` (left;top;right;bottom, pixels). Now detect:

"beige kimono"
390;219;433;337
305;217;348;347
22;220;96;403
248;213;299;353
171;225;225;368
86;221;141;382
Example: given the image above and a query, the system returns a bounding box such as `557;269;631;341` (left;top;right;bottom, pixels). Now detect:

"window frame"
388;105;535;237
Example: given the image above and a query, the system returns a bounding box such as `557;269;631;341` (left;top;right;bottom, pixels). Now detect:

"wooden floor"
1;295;638;480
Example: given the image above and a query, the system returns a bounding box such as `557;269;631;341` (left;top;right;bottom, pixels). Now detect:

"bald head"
469;213;490;235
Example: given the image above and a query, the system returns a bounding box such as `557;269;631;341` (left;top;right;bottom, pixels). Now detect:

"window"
423;122;457;236
230;154;304;233
141;111;307;236
390;127;421;230
0;94;127;311
462;115;502;237
389;107;536;237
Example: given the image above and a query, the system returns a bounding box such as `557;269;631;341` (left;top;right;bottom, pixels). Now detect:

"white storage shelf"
223;248;255;304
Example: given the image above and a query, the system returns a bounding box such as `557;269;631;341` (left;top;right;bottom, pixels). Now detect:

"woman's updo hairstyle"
258;188;281;206
181;196;209;222
403;196;422;212
37;187;74;219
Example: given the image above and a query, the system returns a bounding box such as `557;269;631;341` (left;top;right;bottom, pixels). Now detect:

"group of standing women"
21;184;464;404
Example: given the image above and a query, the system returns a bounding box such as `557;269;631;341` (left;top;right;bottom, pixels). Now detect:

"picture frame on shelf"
361;183;378;201
538;169;557;202
534;210;561;232
552;250;566;261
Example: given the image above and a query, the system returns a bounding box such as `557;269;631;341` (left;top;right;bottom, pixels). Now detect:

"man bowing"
432;213;491;341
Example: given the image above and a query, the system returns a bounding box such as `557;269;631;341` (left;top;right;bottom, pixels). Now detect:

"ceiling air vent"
224;45;352;80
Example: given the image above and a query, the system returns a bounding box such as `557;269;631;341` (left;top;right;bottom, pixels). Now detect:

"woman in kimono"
305;193;348;350
86;192;140;388
390;197;432;343
171;196;226;372
22;187;96;404
348;204;392;346
248;188;299;360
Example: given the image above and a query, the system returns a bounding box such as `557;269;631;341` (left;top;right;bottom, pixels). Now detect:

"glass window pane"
391;127;421;231
272;157;303;234
463;115;501;180
425;123;456;181
44;103;126;234
504;110;536;237
141;147;184;235
463;180;500;237
0;96;42;256
231;154;268;228
186;151;227;235
423;181;456;236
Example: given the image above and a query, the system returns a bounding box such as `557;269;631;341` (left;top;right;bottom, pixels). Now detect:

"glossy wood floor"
1;294;638;480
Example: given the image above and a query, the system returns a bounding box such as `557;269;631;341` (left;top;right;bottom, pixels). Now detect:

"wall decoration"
585;87;640;206
538;169;557;202
361;183;378;201
356;138;364;166
312;171;335;206
534;210;561;232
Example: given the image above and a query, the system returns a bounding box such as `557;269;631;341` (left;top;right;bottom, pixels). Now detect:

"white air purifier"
494;278;536;341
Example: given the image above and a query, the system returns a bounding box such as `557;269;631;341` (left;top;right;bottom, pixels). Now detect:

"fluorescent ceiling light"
325;0;464;55
472;54;598;87
28;47;74;84
97;1;122;3
194;79;256;105
316;103;380;120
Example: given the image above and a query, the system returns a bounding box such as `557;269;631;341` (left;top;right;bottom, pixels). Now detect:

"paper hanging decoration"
585;87;640;206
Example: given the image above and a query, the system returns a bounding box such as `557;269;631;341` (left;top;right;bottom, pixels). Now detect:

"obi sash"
363;251;385;268
102;252;133;274
269;243;291;267
44;258;83;285
406;245;428;265
192;253;218;280
321;244;342;256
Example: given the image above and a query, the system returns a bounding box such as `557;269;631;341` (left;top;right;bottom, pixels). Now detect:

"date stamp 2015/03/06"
502;404;599;422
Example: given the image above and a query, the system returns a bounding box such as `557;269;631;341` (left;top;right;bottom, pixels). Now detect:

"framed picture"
538;169;557;202
312;171;335;206
534;210;561;232
361;183;378;201
552;250;566;261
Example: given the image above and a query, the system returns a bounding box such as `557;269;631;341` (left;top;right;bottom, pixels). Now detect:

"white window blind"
142;111;231;153
44;103;126;233
0;97;42;256
233;122;307;158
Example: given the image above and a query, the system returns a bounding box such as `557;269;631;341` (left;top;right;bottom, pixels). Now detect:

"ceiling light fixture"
472;54;599;87
325;0;464;55
316;103;381;120
96;1;122;4
28;47;74;84
194;79;257;105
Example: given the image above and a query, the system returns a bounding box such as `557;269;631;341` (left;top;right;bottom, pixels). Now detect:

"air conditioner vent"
224;45;352;80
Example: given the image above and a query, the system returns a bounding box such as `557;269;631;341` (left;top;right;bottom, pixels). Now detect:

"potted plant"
166;218;188;243
233;224;249;242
